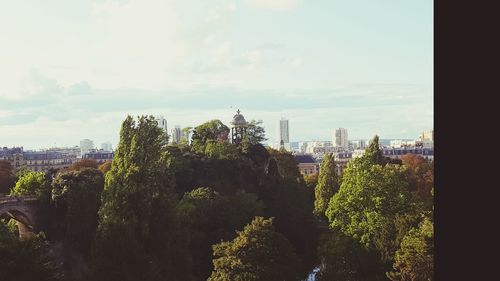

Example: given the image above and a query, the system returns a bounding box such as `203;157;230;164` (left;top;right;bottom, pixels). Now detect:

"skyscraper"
334;128;348;149
156;115;168;143
80;139;94;156
171;126;182;144
278;118;290;150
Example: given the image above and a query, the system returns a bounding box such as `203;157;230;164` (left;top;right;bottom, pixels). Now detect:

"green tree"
0;220;59;281
316;230;383;281
267;148;302;182
208;217;301;281
325;157;414;259
242;120;267;145
314;153;339;219
364;135;385;165
0;160;16;194
191;120;230;152
388;218;433;281
92;115;190;281
177;187;264;280
51;168;104;257
204;140;241;160
10;171;49;198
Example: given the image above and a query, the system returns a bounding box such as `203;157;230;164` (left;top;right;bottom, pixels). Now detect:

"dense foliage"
0;120;433;281
0;160;16;194
0;220;59;281
314;153;339;220
208;217;301;281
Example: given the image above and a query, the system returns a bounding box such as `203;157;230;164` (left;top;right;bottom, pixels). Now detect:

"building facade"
100;142;113;152
156;116;169;143
171;126;182;144
294;154;319;176
80;139;94;156
334;128;348;149
82;150;114;164
279;118;290;150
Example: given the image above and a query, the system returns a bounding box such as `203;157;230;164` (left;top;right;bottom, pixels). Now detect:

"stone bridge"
0;195;38;239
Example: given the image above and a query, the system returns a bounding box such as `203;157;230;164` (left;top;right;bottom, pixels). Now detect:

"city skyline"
0;0;433;149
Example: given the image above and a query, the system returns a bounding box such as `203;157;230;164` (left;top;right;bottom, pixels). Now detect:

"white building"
278;118;290;150
80;139;94;157
334;128;348;149
171;126;182;144
156;116;168;143
350;140;367;150
101;142;113;152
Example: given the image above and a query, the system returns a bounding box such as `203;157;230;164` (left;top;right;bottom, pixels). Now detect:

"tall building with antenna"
278;118;290;150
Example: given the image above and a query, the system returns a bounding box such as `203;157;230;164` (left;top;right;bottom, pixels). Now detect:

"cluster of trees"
0;115;317;281
314;136;434;281
0;116;433;281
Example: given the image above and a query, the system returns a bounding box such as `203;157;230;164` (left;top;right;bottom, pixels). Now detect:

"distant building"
100;142;113;152
419;130;434;142
83;150;114;164
333;151;353;176
156;116;168;143
294;154;319;176
80;139;94;156
0;147;24;169
230;109;248;145
24;151;76;172
171;126;182;144
382;147;434;161
279;118;290;150
350;140;367;150
334;128;348;149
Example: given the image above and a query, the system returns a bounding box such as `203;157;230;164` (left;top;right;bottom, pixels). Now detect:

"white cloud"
246;0;301;11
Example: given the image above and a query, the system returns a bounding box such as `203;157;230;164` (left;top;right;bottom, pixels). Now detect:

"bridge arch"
0;195;38;239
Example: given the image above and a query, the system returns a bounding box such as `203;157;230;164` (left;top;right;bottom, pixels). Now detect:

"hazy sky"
0;0;433;149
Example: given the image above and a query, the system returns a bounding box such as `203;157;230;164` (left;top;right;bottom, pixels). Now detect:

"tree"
400;154;434;203
208;217;301;281
314;153;339;219
267;148;302;182
325;157;415;260
10;171;49;197
204;140;241;160
191;120;230;152
92;115;190;281
98;161;112;174
316;230;383;281
51;168;104;257
67;159;99;171
388;218;433;281
364;135;384;165
243;120;267;145
177;187;264;280
180;126;193;145
0;160;15;194
0;220;59;281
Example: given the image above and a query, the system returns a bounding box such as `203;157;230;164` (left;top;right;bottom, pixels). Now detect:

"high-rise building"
419;129;434;141
171;126;182;144
156;116;168;143
80;139;94;156
278;118;290;149
334;128;348;149
101;142;113;152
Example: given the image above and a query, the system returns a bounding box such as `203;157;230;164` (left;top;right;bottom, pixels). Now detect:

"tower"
230;109;248;145
278;118;290;150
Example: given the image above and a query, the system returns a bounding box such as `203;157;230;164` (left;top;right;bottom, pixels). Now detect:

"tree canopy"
209;216;301;281
314;153;339;220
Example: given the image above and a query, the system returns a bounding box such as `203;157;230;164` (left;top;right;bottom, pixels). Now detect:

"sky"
0;0;433;150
